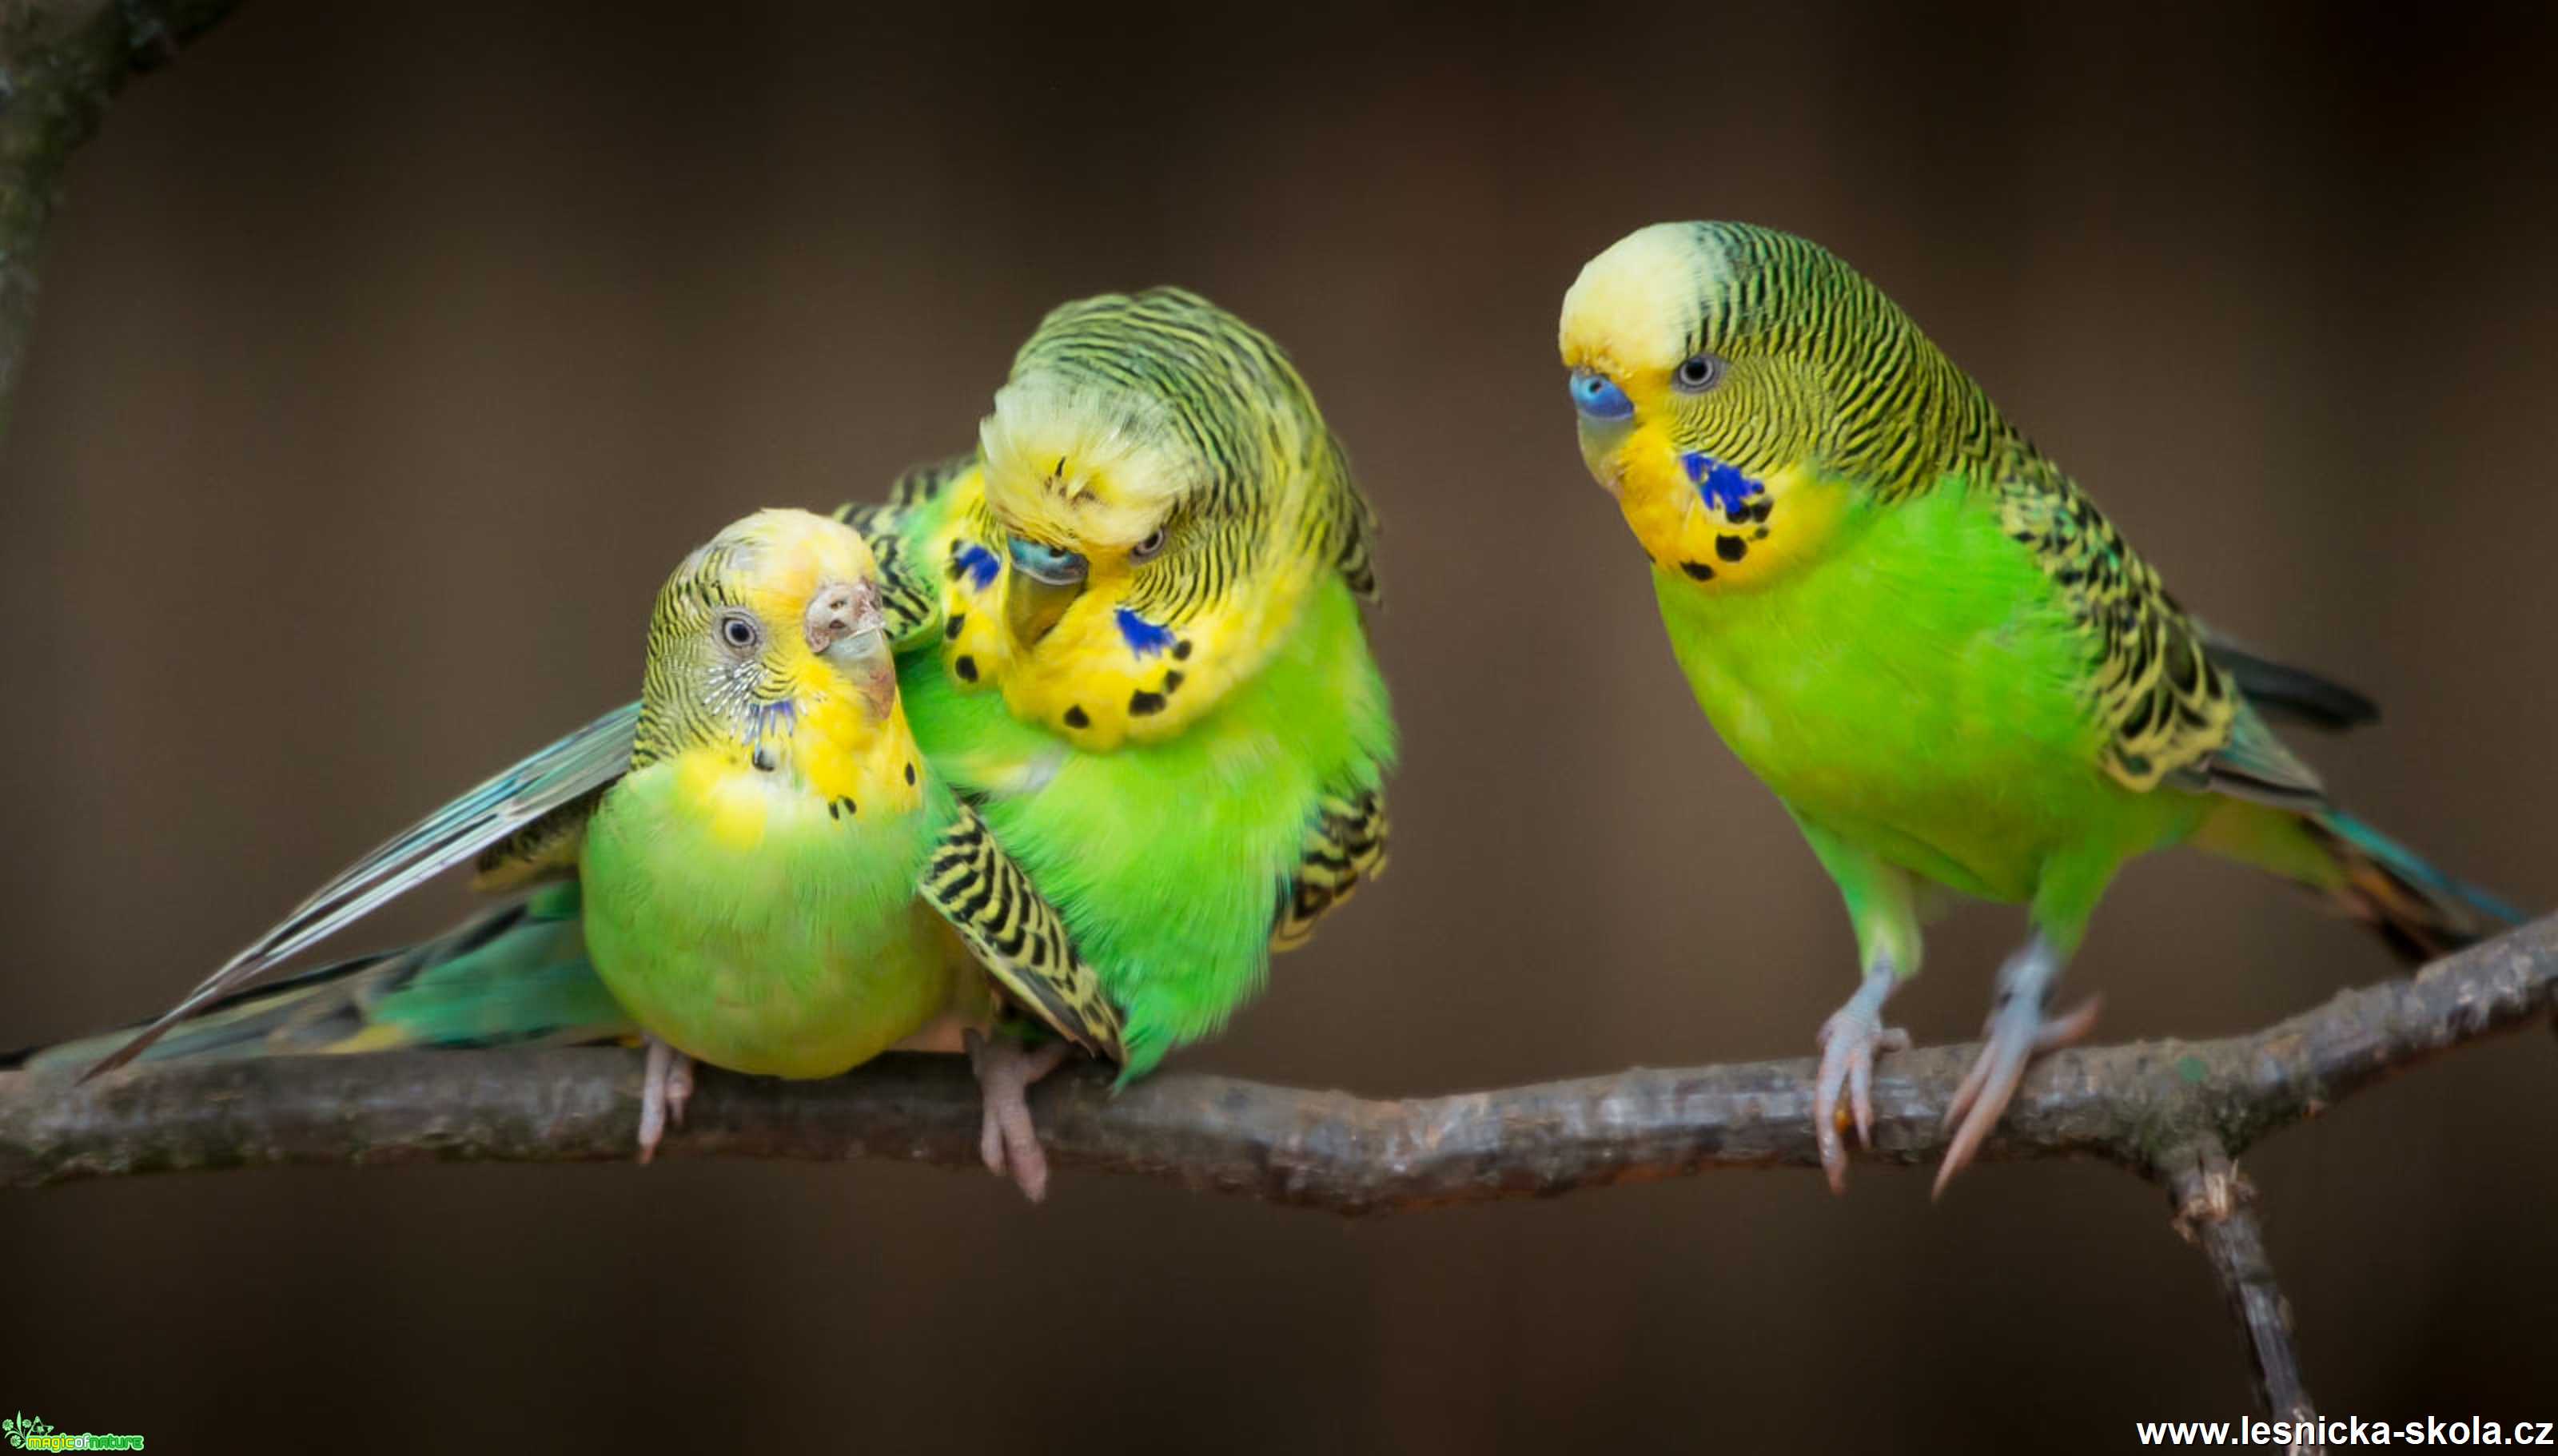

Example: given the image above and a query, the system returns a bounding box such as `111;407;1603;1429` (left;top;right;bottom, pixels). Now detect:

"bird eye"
1568;368;1634;423
1129;527;1168;563
1673;353;1726;393
718;611;759;650
1006;534;1090;586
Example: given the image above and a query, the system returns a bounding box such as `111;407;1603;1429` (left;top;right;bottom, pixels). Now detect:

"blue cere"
1115;606;1176;658
954;541;1002;591
1682;451;1764;515
1568;368;1633;422
1005;534;1087;586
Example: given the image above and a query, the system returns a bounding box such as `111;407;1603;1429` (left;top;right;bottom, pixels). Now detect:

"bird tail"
2194;800;2524;965
5;884;634;1077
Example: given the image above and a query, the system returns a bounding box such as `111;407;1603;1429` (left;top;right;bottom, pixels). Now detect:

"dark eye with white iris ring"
1673;353;1726;392
719;611;759;650
1130;527;1168;563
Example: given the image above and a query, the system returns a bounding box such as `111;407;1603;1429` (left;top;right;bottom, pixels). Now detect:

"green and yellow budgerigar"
64;508;1122;1196
79;288;1397;1196
859;286;1399;1084
1558;221;2518;1195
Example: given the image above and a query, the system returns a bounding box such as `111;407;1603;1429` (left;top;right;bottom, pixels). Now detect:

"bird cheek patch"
1683;451;1766;517
1656;462;1847;593
938;533;1012;690
1675;494;1780;583
742;698;799;765
1118;611;1187;718
1001;592;1224;750
950;540;1001;591
1049;631;1193;738
1114;606;1177;657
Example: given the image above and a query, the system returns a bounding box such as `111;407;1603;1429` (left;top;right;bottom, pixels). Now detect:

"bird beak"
807;580;896;719
1576;424;1626;499
1005;571;1083;650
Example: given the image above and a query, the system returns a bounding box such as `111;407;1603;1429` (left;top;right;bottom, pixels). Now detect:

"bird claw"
1814;1004;1912;1194
1811;964;1908;1194
637;1037;695;1165
1934;992;2100;1198
966;1032;1071;1203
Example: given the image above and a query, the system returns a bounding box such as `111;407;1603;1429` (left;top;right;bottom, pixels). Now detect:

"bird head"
633;508;906;792
1559;221;1968;590
946;287;1377;748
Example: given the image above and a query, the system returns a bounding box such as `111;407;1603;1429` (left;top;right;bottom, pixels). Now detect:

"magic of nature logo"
3;1412;145;1451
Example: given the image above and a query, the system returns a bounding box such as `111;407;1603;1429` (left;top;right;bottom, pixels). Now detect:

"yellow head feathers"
673;507;884;619
978;375;1191;553
634;508;906;786
1559;221;1740;380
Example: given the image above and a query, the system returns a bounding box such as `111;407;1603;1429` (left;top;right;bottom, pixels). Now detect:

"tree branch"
0;0;241;436
2161;1138;2319;1446
6;913;2550;1209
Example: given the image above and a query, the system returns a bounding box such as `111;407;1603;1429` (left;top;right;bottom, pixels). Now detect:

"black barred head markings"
632;511;900;780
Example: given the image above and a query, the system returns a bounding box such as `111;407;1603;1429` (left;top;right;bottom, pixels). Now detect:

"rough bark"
2163;1139;2319;1446
7;914;2548;1209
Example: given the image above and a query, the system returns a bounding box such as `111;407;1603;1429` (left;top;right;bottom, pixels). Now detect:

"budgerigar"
73;509;1122;1197
1558;221;2518;1195
862;287;1399;1085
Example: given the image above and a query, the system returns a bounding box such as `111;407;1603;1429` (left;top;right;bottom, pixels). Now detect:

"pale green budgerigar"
65;509;1121;1198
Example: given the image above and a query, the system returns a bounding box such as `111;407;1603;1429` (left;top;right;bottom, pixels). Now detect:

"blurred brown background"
3;2;2554;1450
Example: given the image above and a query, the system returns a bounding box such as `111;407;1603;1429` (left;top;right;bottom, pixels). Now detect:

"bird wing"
919;803;1126;1064
1314;433;1384;603
84;702;638;1079
833;455;974;650
18;889;633;1076
1270;786;1390;953
1993;457;2273;798
2197;626;2381;733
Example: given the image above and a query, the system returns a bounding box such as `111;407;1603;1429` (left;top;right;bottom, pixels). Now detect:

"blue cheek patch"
1682;452;1765;515
743;698;799;744
954;542;1001;591
1115;607;1176;658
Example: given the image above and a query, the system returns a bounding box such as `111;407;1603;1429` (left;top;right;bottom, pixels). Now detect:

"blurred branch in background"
4;915;2551;1435
0;0;238;436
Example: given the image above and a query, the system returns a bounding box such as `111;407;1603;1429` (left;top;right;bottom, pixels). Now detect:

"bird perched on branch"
1557;221;2518;1195
62;509;1123;1198
869;287;1398;1081
65;289;1397;1195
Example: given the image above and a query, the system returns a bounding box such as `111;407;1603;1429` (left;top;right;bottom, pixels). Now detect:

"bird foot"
637;1036;695;1165
1935;945;2098;1197
1813;993;1912;1195
966;1032;1071;1203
